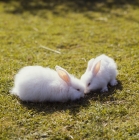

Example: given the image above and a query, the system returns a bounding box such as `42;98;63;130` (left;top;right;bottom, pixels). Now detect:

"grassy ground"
0;0;139;139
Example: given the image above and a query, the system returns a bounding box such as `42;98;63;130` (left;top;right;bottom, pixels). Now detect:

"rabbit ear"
55;66;71;85
87;58;95;71
92;60;101;76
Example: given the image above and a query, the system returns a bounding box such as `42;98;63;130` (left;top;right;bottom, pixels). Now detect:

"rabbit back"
11;66;69;102
96;54;117;79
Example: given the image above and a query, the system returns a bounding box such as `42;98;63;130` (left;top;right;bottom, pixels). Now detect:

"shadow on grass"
1;0;139;24
20;97;90;115
20;79;123;115
1;0;139;15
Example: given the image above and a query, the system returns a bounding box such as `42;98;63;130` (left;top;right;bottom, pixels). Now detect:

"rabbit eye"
88;83;91;87
76;89;80;91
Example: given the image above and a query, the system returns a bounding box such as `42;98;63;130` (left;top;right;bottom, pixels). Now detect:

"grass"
0;0;139;139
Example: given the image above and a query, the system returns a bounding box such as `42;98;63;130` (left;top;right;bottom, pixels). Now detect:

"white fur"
81;54;118;93
11;65;85;102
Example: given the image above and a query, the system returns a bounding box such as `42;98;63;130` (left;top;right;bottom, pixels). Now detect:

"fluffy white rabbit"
10;65;85;102
81;54;118;93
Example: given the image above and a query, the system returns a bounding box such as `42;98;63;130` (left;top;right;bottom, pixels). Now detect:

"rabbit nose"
84;89;89;94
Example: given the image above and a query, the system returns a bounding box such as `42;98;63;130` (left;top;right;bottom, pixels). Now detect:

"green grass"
0;0;139;139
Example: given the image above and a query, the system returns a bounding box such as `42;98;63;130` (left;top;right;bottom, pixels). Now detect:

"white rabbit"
81;54;118;93
10;65;85;102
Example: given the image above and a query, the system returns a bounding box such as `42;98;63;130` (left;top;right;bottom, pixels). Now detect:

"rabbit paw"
110;79;118;86
101;87;108;92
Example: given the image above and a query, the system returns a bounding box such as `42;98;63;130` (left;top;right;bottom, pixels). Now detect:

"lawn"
0;0;139;139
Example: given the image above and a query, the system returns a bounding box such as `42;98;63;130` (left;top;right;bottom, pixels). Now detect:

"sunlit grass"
0;0;139;139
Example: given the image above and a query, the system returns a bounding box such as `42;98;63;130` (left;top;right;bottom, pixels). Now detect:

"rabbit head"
81;60;102;93
55;66;85;100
